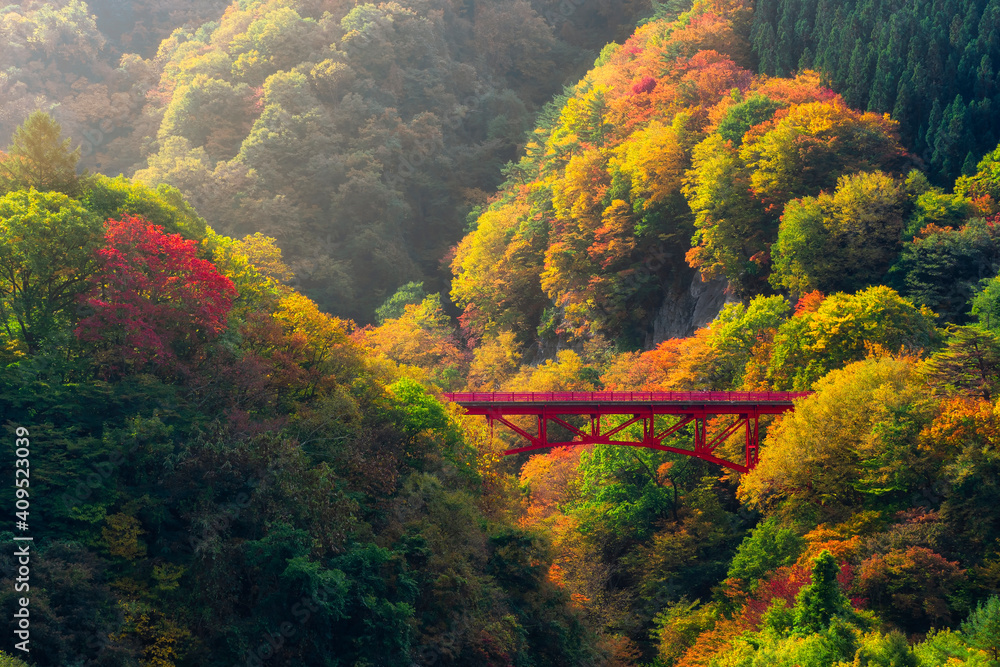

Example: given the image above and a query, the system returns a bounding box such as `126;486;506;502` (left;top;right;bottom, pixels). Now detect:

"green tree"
903;176;971;239
923;326;1000;401
972;276;1000;332
793;550;851;633
574;444;681;546
890;219;1000;325
705;295;791;388
83;174;208;241
0;111;83;195
385;377;474;473
962;595;1000;662
686;100;906;297
0;189;103;351
716;93;783;145
771;171;906;296
914;628;993;666
376;281;427;324
851;631;919;667
748;0;1000;186
932;95;974;184
727;517;805;593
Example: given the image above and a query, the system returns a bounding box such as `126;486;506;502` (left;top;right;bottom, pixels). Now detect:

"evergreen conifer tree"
793;550;851;634
0;111;83;196
923;325;1000;401
962;595;1000;661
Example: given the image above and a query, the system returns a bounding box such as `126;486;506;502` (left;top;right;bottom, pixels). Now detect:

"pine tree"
749;0;1000;185
976;54;995;98
845;39;872;109
754;22;780;74
793;550;851;633
798;45;815;71
933;95;973;182
776;0;801;76
923;325;1000;401
0;111;83;196
924;98;944;160
962;595;1000;661
963;150;979;176
893;73;917;140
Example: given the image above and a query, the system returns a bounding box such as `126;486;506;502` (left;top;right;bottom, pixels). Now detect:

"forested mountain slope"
0;112;601;666
361;0;1000;664
450;0;1000;351
0;0;653;323
452;0;917;349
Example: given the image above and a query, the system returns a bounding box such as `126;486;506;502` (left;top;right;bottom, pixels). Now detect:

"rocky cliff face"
647;271;731;346
526;264;732;364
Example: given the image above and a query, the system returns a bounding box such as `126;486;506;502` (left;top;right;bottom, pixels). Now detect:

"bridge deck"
444;391;810;409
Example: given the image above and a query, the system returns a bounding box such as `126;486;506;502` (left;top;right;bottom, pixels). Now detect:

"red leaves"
676;51;753;104
632;76;657;95
854;546;965;631
75;214;237;370
794;290;825;315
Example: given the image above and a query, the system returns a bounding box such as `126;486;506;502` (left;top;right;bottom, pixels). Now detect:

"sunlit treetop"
0;111;84;197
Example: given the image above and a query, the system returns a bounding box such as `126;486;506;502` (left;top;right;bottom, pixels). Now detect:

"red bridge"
443;391;811;473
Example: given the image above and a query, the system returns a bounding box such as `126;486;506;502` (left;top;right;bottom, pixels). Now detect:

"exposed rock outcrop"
647;271;731;346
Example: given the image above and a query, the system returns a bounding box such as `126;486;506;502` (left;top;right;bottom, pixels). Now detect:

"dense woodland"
4;0;1000;666
0;0;651;322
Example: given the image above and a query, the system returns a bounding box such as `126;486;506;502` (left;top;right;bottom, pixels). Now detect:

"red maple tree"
75;214;237;371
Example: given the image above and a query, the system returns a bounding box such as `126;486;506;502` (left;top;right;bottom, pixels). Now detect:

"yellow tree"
272;291;361;395
451;198;548;339
685;99;907;295
614;113;697;208
739;355;936;518
740;100;905;211
468;330;522;391
363;294;469;390
767;286;939;390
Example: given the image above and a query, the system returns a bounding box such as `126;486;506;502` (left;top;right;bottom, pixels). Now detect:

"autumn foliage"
11;0;1000;665
75;214;236;370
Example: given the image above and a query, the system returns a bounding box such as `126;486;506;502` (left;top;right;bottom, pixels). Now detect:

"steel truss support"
479;407;773;473
450;391;803;472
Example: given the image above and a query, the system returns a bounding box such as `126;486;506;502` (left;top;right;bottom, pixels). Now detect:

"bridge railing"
443;391;813;403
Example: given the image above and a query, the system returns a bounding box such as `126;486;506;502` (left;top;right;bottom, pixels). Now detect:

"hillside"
3;0;1000;666
451;0;1000;351
0;0;653;323
0;112;602;666
398;0;1000;663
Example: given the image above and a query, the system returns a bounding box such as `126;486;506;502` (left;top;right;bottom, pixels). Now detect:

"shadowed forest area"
3;0;1000;666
